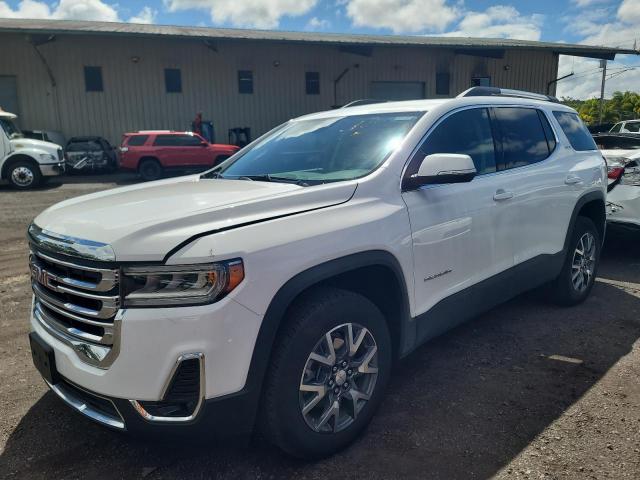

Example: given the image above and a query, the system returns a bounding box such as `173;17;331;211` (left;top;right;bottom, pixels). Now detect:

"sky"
0;0;638;99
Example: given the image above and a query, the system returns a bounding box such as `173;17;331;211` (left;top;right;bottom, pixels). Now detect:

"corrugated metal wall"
0;33;559;145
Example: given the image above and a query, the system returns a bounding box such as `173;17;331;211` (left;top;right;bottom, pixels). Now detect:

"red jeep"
119;131;240;181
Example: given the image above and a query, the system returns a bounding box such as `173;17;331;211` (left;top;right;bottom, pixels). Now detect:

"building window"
306;72;320;95
238;70;253;94
436;72;450;95
165;68;182;93
84;66;103;92
472;76;491;87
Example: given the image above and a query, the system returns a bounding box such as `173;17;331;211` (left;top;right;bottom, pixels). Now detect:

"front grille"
30;247;119;349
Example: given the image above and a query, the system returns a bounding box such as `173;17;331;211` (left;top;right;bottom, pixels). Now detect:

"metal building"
0;19;634;145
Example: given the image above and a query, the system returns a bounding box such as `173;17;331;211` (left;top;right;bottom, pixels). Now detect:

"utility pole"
599;59;607;125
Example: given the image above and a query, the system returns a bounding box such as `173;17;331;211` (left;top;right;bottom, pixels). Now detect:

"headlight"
121;259;244;307
39;153;57;162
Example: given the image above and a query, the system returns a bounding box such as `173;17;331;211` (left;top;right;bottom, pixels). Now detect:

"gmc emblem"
29;258;53;289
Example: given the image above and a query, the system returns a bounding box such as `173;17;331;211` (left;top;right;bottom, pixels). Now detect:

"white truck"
0;109;65;189
26;88;606;458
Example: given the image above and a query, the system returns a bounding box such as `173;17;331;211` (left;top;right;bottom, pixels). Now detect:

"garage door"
370;81;425;101
0;76;19;119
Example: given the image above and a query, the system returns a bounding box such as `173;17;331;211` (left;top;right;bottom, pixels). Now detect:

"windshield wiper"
226;174;310;186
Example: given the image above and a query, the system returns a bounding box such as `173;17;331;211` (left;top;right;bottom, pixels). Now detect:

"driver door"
401;107;513;331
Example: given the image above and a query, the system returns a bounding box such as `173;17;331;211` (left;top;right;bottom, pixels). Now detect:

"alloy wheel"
299;323;379;433
11;166;34;187
571;232;596;293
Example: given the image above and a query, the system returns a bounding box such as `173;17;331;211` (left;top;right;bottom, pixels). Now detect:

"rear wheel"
8;160;42;189
550;216;600;306
263;287;391;459
138;159;163;181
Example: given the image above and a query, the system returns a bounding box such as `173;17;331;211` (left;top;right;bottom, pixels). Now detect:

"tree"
561;91;640;125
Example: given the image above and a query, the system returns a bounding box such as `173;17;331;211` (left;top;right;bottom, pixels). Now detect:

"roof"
0;18;636;60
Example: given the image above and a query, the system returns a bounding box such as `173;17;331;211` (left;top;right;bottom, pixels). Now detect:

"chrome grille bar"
32;282;119;320
35;302;112;345
31;249;118;292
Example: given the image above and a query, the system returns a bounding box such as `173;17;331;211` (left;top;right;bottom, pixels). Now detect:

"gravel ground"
0;175;638;480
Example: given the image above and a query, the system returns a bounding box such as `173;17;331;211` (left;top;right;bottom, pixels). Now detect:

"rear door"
490;106;572;266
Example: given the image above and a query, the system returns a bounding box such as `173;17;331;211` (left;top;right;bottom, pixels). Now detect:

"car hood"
11;137;60;153
33;175;357;261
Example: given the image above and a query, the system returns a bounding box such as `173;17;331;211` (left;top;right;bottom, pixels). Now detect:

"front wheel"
8;160;42;189
549;216;600;306
262;287;391;459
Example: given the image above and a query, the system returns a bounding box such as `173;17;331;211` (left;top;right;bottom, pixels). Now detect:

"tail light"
608;166;624;180
119;147;129;153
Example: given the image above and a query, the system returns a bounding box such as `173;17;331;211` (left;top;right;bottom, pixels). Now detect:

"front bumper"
42;370;258;436
40;161;65;176
30;296;264;434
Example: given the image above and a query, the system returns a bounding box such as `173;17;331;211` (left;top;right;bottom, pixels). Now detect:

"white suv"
27;88;606;458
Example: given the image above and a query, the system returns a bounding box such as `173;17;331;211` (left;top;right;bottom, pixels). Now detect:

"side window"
126;135;148;146
84;66;103;92
494;107;552;170
238;70;253;94
552;111;597;151
418;108;496;175
625;122;640;133
164;68;182;93
176;135;203;146
537;110;557;153
153;135;177;146
610;123;622;133
305;72;320;95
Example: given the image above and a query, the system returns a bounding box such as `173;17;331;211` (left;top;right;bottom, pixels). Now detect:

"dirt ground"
0;175;638;480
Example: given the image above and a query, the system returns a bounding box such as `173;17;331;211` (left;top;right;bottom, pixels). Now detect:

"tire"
549;216;600;306
262;287;392;459
7;160;42;189
138;159;163;181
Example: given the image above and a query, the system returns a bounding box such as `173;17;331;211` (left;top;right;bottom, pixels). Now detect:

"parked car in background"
22;130;66;149
0;109;64;189
65;136;117;172
27;88;606;458
119;131;240;181
609;120;640;134
604;150;640;230
588;123;615;134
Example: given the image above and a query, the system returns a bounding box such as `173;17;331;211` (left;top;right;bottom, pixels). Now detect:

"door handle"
565;175;583;185
493;189;514;201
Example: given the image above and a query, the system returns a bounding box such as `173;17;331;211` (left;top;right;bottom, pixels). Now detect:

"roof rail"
341;99;389;108
457;87;560;104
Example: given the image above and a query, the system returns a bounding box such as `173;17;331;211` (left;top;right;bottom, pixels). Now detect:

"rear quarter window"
126;135;148;147
552;111;597;151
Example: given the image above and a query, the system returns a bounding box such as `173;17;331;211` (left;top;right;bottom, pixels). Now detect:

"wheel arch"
564;190;606;251
1;153;40;179
238;250;412;431
137;156;161;169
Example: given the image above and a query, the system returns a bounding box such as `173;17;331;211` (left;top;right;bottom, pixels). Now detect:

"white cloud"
0;0;51;18
165;0;318;29
306;16;330;30
0;0;120;21
571;0;609;6
53;0;119;21
129;6;157;24
618;0;640;23
442;5;543;41
345;0;459;34
554;0;640;99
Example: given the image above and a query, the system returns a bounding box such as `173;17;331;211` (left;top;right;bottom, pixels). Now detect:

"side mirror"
411;153;476;187
200;141;208;147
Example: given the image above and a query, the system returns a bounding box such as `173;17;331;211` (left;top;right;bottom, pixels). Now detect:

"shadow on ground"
2;231;639;480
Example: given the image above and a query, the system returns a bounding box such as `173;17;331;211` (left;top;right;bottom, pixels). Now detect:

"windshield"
0;118;23;138
214;112;423;185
